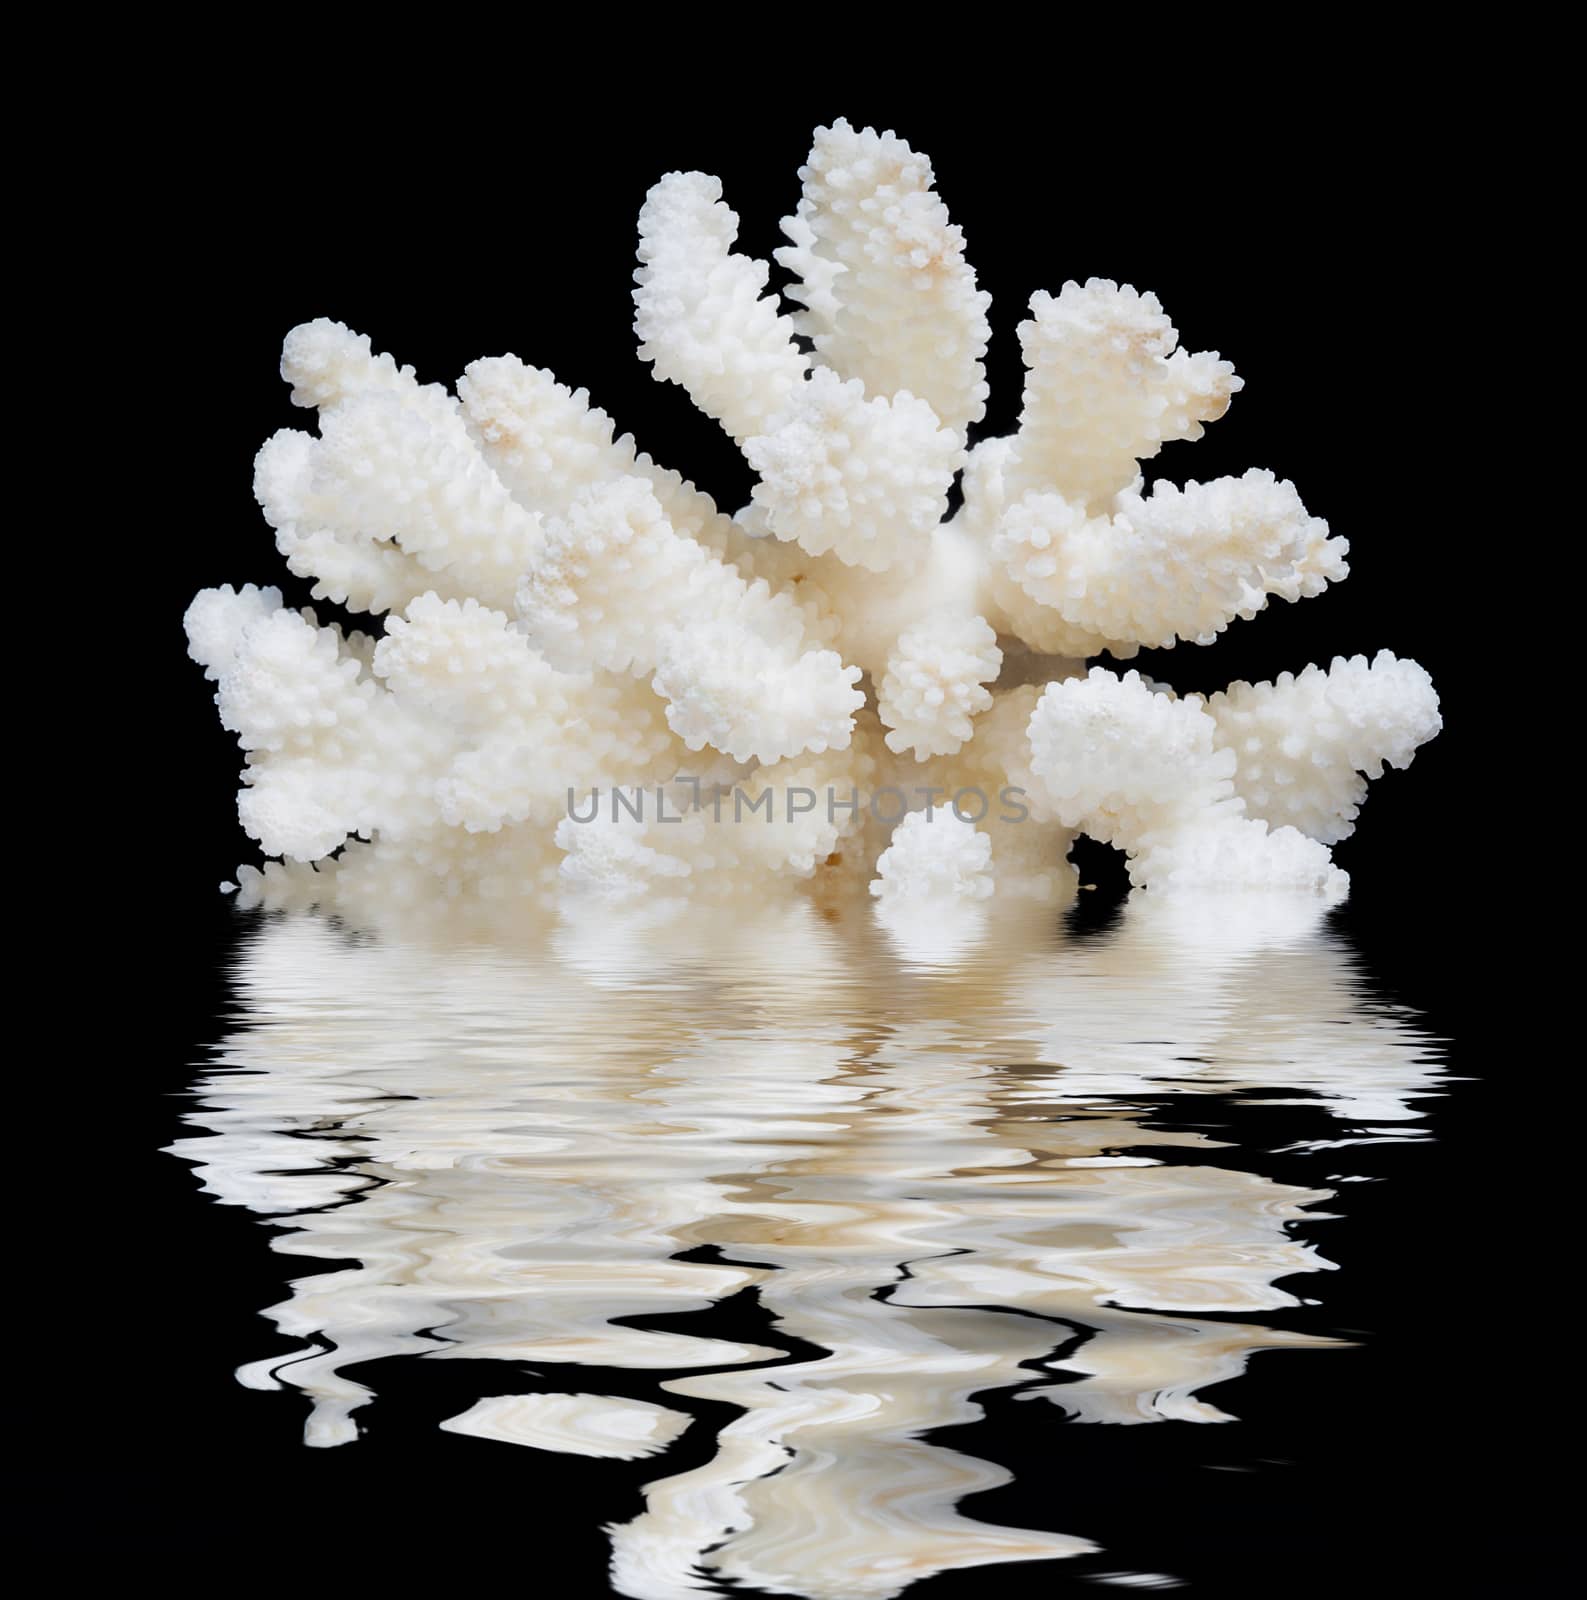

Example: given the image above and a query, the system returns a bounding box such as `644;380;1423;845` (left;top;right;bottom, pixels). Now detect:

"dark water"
89;889;1545;1595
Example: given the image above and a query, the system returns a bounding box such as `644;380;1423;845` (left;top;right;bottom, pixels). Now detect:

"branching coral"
187;118;1440;914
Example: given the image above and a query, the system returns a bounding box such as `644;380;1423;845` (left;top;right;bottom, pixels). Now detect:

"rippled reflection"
172;897;1442;1598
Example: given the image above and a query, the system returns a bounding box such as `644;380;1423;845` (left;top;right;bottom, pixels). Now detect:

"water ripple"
171;896;1442;1597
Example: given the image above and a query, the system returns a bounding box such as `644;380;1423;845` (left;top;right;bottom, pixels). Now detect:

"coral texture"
187;118;1440;915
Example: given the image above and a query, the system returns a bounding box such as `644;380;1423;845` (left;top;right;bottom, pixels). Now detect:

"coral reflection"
173;898;1440;1598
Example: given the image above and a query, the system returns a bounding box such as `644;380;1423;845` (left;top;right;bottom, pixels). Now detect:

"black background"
46;64;1549;1597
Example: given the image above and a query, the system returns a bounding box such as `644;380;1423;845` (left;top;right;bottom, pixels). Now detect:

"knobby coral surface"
186;119;1440;919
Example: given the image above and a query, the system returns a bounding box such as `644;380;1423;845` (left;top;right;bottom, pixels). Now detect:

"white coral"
188;119;1440;916
634;172;808;445
518;475;863;763
745;369;962;572
877;613;1002;760
1026;668;1345;898
1010;279;1241;511
775;117;992;437
871;810;995;904
1202;652;1442;844
994;469;1348;653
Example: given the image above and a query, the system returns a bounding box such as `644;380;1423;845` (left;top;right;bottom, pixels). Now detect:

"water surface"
171;896;1443;1597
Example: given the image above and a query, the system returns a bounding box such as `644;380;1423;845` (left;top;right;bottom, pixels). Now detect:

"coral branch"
1026;668;1345;898
1010;280;1241;511
776;118;991;437
634;172;808;445
745;369;961;572
1203;653;1441;843
994;469;1348;651
518;477;862;763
